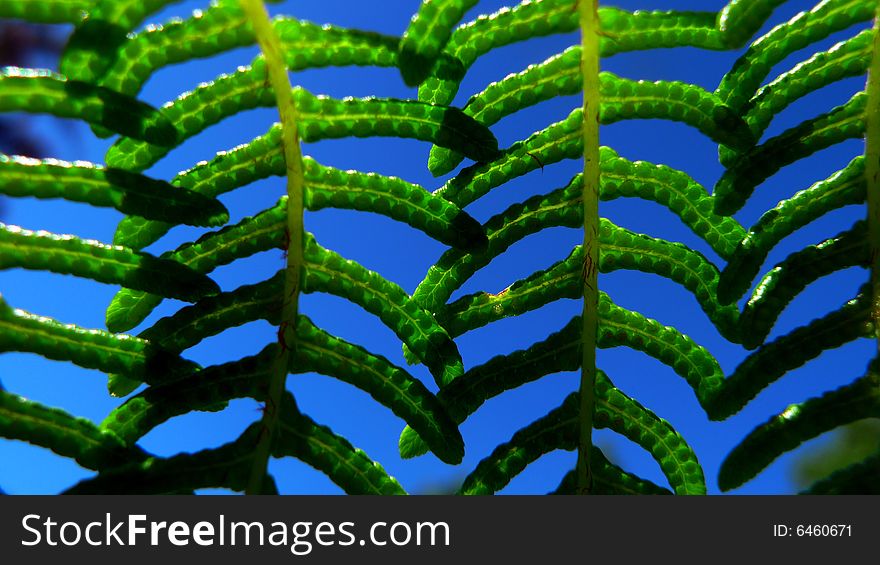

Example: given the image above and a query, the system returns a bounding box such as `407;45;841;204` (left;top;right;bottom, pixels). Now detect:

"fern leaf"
0;0;89;23
0;390;140;470
551;449;672;495
716;0;874;111
102;348;273;445
714;91;867;216
66;425;263;494
707;290;873;420
107;198;287;333
106;79;498;172
60;0;185;84
0;224;220;303
718;156;865;304
717;0;789;48
0;295;198;382
0;155;228;227
303;236;464;388
429;50;753;174
399;0;478;87
738;221;869;349
721;29;872;166
0;67;177;145
296;319;464;464
274;393;407;495
718;362;880;491
460;376;704;495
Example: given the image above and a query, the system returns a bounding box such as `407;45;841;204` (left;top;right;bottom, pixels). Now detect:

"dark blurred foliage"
789;419;880;492
0;22;67;158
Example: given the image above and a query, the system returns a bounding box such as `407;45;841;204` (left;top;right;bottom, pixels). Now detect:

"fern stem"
868;5;880;355
238;0;306;495
576;0;601;495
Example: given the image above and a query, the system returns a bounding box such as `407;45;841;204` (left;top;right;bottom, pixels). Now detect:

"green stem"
576;0;601;495
868;5;880;355
238;0;305;495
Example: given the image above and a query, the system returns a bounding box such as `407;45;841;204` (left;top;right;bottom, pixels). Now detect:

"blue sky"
0;0;874;495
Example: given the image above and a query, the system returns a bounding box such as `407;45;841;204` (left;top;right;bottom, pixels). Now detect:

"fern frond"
0;390;140;470
106;198;287;332
714;91;867;215
0;223;219;303
0;155;228;227
273;393;407;495
0;295;198;382
429;51;753;174
707;290;873;420
66;425;263;494
718;362;880;491
106;80;498;172
551;449;673;495
0;67;177;145
716;0;873;111
398;0;478;87
0;0;89;23
718;156;865;304
738;221;869;349
717;0;789;48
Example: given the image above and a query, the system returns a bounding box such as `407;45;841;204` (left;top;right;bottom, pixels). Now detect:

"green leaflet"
435;246;582;340
98;0;253;97
720;30;873;166
0;295;198;383
295;318;464;465
716;0;875;111
718;157;866;304
598;220;741;343
800;451;880;494
414;152;742;316
137;272;284;354
0;390;140;470
402;301;723;457
551;450;673;495
420;0;579;106
460;376;705;495
714;92;868;216
717;0;789;48
101;9;398;98
718;363;880;491
0;0;89;23
273;393;407;495
413;177;583;315
0;68;177;146
303;158;487;252
398;0;479;87
435;108;583;205
105;75;498;172
106;198;287;333
600;151;745;260
0;223;219;304
59;0;184;84
707;290;873;420
66;426;265;494
112;315;464;464
102;347;274;444
738;221;869;350
429;50;753;175
0;155;228;227
114;135;484;251
434;220;739;342
421;1;732;108
302;235;464;388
